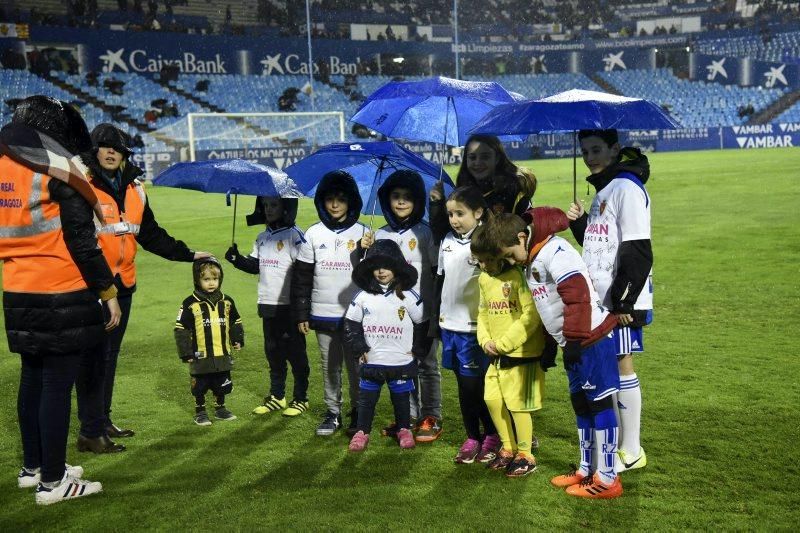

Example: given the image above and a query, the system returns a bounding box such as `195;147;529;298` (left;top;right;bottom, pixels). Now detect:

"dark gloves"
225;243;239;263
539;334;558;372
563;340;582;371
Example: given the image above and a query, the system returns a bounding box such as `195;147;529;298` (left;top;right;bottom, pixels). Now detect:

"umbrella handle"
231;193;238;245
572;131;577;204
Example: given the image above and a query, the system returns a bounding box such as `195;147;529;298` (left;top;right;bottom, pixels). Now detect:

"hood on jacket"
193;256;224;294
91;123;134;155
11;95;92;155
352;239;418;294
587;146;650;193
377;169;426;230
528;207;569;249
313;170;363;230
246;196;299;227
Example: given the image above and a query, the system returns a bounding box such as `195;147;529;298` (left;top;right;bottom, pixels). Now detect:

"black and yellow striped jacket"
174;290;244;375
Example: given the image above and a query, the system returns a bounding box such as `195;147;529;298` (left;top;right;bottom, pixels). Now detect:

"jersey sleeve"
476;274;491;349
436;240;445;275
296;227;315;263
249;238;260;259
615;182;651;242
407;290;424;324
344;293;364;323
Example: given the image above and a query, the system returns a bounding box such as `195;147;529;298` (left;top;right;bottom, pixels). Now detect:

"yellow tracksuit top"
477;266;546;358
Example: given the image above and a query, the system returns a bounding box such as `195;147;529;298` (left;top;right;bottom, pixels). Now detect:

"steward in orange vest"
83;123;195;295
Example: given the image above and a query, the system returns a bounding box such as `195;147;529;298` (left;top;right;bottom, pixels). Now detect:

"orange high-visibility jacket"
0;157;89;293
92;178;146;288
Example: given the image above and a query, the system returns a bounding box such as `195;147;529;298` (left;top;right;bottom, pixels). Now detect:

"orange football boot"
565;472;623;499
550;464;587;488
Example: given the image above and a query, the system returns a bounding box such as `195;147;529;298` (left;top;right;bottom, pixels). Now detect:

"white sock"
595;426;618;485
578;428;593;477
611;391;622;445
618;373;642;456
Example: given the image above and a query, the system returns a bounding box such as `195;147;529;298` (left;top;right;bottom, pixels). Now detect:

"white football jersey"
297;221;367;321
437;230;481;333
375;221;437;320
582;175;653;311
345;289;423;366
249;225;305;306
526;236;609;346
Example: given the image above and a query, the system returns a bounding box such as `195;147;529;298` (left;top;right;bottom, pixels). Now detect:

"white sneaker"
18;464;84;489
35;472;102;505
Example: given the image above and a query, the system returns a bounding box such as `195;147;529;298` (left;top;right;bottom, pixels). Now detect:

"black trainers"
316;411;341;436
194;410;212;426
214;406;237;421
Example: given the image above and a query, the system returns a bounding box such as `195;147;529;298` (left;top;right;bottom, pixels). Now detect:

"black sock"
195;395;206;413
214;394;225;409
456;373;485;440
356;389;380;434
390;391;411;430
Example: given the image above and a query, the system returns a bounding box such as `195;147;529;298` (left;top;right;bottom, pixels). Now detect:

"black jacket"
569;147;654;321
82;152;195;295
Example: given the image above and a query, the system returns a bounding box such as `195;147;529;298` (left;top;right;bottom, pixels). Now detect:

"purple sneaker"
477;434;502;463
454;438;481;464
348;431;369;452
397;428;416;449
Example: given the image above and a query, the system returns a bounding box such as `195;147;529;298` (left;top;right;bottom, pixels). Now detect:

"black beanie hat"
352;239;418;294
12;95;92;154
91;123;133;154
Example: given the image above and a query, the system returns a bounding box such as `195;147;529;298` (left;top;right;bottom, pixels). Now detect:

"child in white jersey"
436;186;500;464
361;169;442;443
567;129;653;473
225;196;310;417
291;170;367;437
481;208;623;499
343;239;429;451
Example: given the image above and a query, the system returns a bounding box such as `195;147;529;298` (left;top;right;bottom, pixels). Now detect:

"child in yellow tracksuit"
473;252;551;478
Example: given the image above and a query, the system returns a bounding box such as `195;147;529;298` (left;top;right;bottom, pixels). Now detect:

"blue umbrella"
285;141;454;227
469;89;680;199
153;158;304;243
350;76;525;147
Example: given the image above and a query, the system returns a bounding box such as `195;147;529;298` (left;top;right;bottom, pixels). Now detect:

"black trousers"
18;352;82;483
102;293;133;426
261;308;309;402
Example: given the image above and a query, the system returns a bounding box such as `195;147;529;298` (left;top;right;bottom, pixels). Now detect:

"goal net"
147;111;345;170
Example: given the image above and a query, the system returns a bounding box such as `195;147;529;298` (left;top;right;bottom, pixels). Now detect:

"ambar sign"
100;48;227;73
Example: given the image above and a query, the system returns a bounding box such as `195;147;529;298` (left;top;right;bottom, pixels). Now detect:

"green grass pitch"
1;147;799;529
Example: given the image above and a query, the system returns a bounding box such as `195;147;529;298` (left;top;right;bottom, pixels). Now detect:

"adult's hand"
105;297;122;331
298;321;310;335
193;251;213;260
566;201;585;221
225;244;239;263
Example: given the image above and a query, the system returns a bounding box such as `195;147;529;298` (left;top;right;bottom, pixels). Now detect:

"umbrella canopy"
153;159;304;199
350;76;524;147
285;141;454;219
470;89;680;136
153;158;304;244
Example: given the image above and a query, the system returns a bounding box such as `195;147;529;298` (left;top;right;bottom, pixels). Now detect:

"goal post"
186;111;346;162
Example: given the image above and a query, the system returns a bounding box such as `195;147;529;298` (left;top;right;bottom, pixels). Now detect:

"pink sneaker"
397;428;416;449
454;438;481;464
477;434;502;463
348;430;369;452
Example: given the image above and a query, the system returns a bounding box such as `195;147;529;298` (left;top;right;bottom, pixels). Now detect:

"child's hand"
361;231;375;249
429;180;444;201
566;201;585;221
615;313;634;326
233;342;242;350
359;353;368;364
193;251;213;260
483;341;499;356
298;321;310;335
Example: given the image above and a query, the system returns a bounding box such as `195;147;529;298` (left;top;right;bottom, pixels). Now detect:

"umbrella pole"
572;131;577;204
369;158;386;231
231;193;238;245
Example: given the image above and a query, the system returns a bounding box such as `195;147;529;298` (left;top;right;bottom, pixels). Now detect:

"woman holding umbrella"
75;123;210;452
428;135;537;242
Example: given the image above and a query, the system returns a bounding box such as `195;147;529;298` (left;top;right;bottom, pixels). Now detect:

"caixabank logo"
100;48;227;74
259;54;358;75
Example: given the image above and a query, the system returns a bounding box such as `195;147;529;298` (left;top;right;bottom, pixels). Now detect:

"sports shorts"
440;329;489;378
484;358;544;412
191;371;233;397
568;333;620;402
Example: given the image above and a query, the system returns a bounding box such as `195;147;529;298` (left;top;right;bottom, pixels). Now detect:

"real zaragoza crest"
408;238;417;251
397;306;406;321
502;281;511;298
347;239;356;251
276;240;284;251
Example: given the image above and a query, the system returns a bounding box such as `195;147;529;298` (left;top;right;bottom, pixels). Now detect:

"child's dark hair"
578;129;619;147
446;186;490;222
457;135;537;199
471;213;527;259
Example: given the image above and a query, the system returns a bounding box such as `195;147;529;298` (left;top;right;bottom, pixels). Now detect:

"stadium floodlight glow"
184;112;345;162
393;56;405;63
